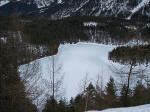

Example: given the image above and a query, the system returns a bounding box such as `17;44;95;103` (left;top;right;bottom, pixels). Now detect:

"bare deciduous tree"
78;73;90;111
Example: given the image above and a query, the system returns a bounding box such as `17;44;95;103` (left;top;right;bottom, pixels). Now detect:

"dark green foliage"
67;98;75;112
0;38;38;112
74;94;85;112
0;15;43;112
85;83;97;110
119;84;131;107
57;99;67;112
131;81;149;106
43;98;72;112
0;16;13;31
42;78;150;112
104;77;117;108
106;77;117;98
42;98;58;112
109;45;150;65
21;15;150;46
23;17;89;45
1;15;150;46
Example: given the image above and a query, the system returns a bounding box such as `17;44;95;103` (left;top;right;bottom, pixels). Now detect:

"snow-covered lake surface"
88;104;150;112
19;42;149;109
39;42;116;98
20;42;116;105
56;42;116;98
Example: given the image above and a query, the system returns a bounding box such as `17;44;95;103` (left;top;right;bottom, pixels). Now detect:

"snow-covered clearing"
87;104;150;112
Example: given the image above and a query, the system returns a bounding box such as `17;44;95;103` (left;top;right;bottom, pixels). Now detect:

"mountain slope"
127;0;150;19
0;0;58;15
24;0;56;8
49;0;150;19
0;0;149;20
0;0;10;6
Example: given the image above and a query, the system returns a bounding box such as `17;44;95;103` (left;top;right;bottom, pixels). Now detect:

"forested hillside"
0;15;150;112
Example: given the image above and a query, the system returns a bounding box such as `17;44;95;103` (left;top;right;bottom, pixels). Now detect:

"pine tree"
104;77;117;108
68;98;75;112
0;15;38;112
57;99;66;112
106;77;116;98
132;81;147;106
74;94;85;112
42;97;58;112
119;84;131;107
85;83;97;110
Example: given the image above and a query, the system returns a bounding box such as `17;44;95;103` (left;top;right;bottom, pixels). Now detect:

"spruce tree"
85;83;97;110
42;97;58;112
132;81;147;106
119;84;131;107
104;77;117;108
57;99;66;112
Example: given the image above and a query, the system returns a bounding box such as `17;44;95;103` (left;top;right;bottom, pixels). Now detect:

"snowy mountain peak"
0;0;150;20
0;0;61;8
0;0;10;6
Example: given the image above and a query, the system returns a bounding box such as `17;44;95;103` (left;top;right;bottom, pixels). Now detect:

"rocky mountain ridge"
0;0;149;20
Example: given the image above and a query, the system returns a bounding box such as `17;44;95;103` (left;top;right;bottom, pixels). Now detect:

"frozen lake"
39;42;116;98
20;42;119;108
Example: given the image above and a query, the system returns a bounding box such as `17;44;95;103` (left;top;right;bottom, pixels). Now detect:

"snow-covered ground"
88;104;150;112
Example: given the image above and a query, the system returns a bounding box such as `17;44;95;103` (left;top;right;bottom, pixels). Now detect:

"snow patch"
0;37;7;43
57;0;62;4
34;0;54;8
84;22;98;27
125;25;137;30
88;104;150;112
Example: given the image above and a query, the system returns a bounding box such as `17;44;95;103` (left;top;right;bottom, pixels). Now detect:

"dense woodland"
22;16;150;45
0;15;38;112
42;76;150;112
1;15;150;45
1;15;150;112
109;45;150;65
